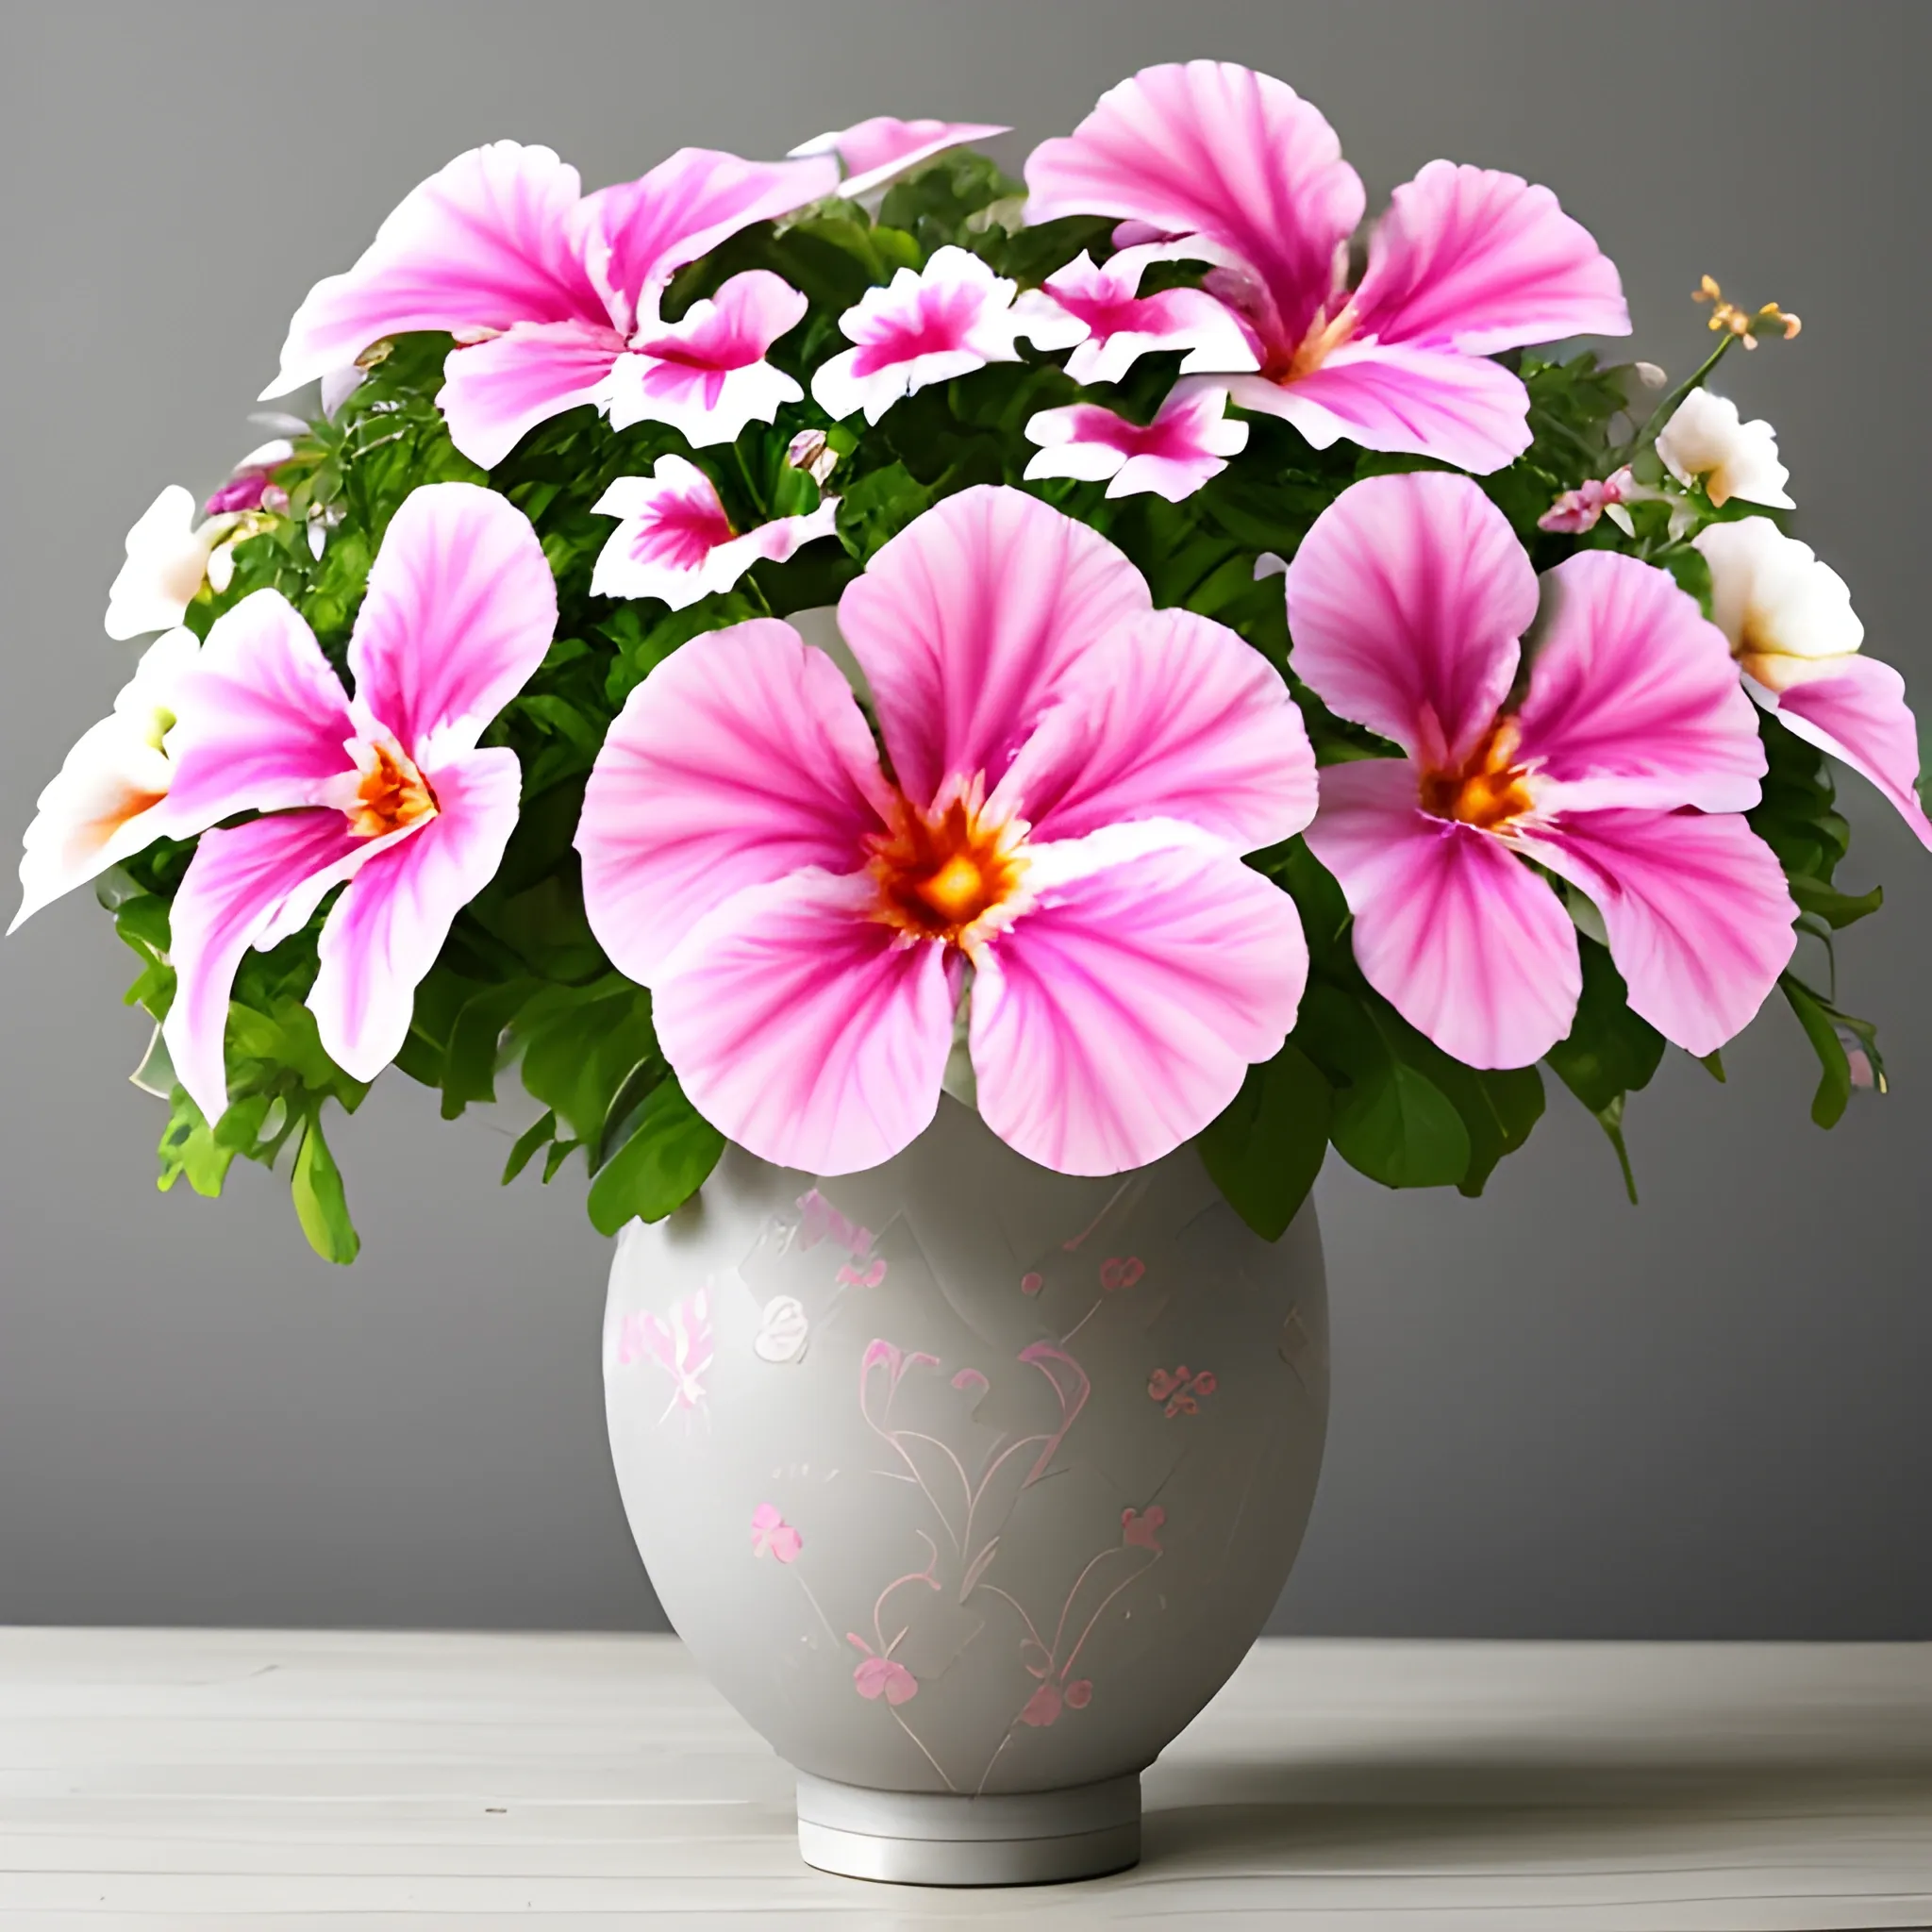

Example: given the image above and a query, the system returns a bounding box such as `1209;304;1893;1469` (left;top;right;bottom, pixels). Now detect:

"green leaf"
1197;1041;1332;1241
1788;873;1883;929
586;1078;725;1236
291;1108;360;1264
502;1108;558;1185
440;978;541;1117
1779;973;1886;1129
157;1088;238;1198
1544;940;1665;1196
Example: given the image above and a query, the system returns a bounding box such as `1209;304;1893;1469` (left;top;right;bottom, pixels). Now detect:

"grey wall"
2;0;1926;1638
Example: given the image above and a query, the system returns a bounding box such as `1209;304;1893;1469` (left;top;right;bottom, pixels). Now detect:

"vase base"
794;1770;1141;1886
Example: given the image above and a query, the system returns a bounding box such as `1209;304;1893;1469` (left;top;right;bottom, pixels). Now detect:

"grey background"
3;0;1926;1638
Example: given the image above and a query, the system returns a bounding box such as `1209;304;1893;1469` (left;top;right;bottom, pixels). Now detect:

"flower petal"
435;318;625;468
971;834;1307;1174
1022;385;1248;503
161;591;358;830
1520;809;1796;1058
791;116;1010;200
578;618;892;983
1656;390;1792;510
1230;339;1533;475
991;606;1314;849
266;142;606;396
1747;653;1932;851
1695;519;1863;662
652;870;955;1175
1305;758;1581;1069
1024;61;1364;358
346;482;557;758
161;810;376;1124
837;485;1151;809
308;747;523;1081
1284;471;1537;765
1352;159;1630;355
1514;550;1766;812
105;486;221;641
575;149;837;333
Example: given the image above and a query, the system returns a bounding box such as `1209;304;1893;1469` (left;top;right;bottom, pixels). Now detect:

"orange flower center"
342;740;438;839
1281;301;1358;382
1418;723;1537;833
868;787;1029;948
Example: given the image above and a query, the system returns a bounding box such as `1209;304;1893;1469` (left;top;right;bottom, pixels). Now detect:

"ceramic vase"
603;1094;1327;1885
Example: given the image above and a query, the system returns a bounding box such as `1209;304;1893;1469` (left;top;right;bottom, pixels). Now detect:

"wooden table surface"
1;1630;1927;1928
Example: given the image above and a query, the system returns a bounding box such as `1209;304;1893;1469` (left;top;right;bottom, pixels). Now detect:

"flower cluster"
15;62;1921;1259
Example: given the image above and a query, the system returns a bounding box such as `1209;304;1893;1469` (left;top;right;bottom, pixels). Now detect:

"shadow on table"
1141;1751;1932;1873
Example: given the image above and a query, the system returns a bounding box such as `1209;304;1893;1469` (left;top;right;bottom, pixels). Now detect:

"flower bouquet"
17;62;1921;1271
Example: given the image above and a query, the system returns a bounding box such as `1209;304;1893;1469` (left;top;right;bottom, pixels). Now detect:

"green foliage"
81;141;1897;1258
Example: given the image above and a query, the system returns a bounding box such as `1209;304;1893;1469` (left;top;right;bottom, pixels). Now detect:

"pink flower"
1010;244;1259;387
1285;472;1797;1068
155;484;556;1124
205;439;295;516
1695;518;1932;852
1018;1681;1064;1726
576;486;1315;1176
750;1502;802;1563
624;1287;714;1413
589;456;839;609
1098;1256;1144;1291
790;116;1009;202
260;141;838;467
1024;384;1247;502
1122;1505;1165;1551
846;1634;919;1704
811;247;1079;425
1538;466;1637;535
1024;62;1630;473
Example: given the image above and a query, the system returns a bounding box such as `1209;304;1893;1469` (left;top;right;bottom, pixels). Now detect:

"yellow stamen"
342;740;437;839
1693;275;1802;350
868;786;1029;948
1418;722;1537;833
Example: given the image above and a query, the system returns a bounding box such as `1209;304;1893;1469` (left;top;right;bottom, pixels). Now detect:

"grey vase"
603;1094;1328;1885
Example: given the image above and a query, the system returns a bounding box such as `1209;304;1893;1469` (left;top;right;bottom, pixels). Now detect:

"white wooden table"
1;1630;1927;1928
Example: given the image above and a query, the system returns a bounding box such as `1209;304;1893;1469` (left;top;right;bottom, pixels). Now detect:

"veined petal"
161;810;378;1124
161;591;358;830
1747;653;1932;851
1514;550;1766;812
836;485;1151;810
1022;385;1249;502
970;837;1307;1174
578;617;893;984
653;870;956;1174
575;148;837;333
266;142;607;396
1520;809;1796;1058
435;318;625;468
1020;249;1259;387
1024;61;1363;359
1352;160;1630;354
308;747;522;1081
990;604;1314;849
1284;471;1536;765
611;270;808;445
346;482;557;759
790;116;1010;200
1307;758;1581;1069
1230;339;1533;475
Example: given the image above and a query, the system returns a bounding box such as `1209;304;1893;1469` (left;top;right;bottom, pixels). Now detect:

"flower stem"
1625;334;1736;460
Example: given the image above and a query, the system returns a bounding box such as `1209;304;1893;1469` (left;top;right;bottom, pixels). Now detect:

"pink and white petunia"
1696;517;1932;849
590;456;840;608
789;116;1009;202
262;141;838;468
1024;62;1630;473
576;484;1316;1176
154;483;557;1124
1009;245;1261;387
811;246;1075;424
1024;384;1248;501
1286;471;1795;1068
1656;390;1792;509
10;628;201;932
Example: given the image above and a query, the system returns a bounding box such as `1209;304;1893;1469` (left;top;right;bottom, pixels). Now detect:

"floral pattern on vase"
604;1093;1326;1797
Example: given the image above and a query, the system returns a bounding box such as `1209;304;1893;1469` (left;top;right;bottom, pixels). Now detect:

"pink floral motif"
836;1257;889;1288
1538;465;1637;534
1121;1505;1165;1551
952;1367;990;1395
1020;1271;1045;1296
797;1188;874;1259
750;1502;802;1563
1065;1678;1093;1709
1018;1680;1064;1727
621;1285;714;1420
1147;1363;1216;1417
846;1635;920;1705
1099;1256;1144;1291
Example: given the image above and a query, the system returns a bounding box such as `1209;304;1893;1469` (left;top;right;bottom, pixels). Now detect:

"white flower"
104;486;240;640
1694;518;1861;667
11;628;200;931
1656;389;1793;509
